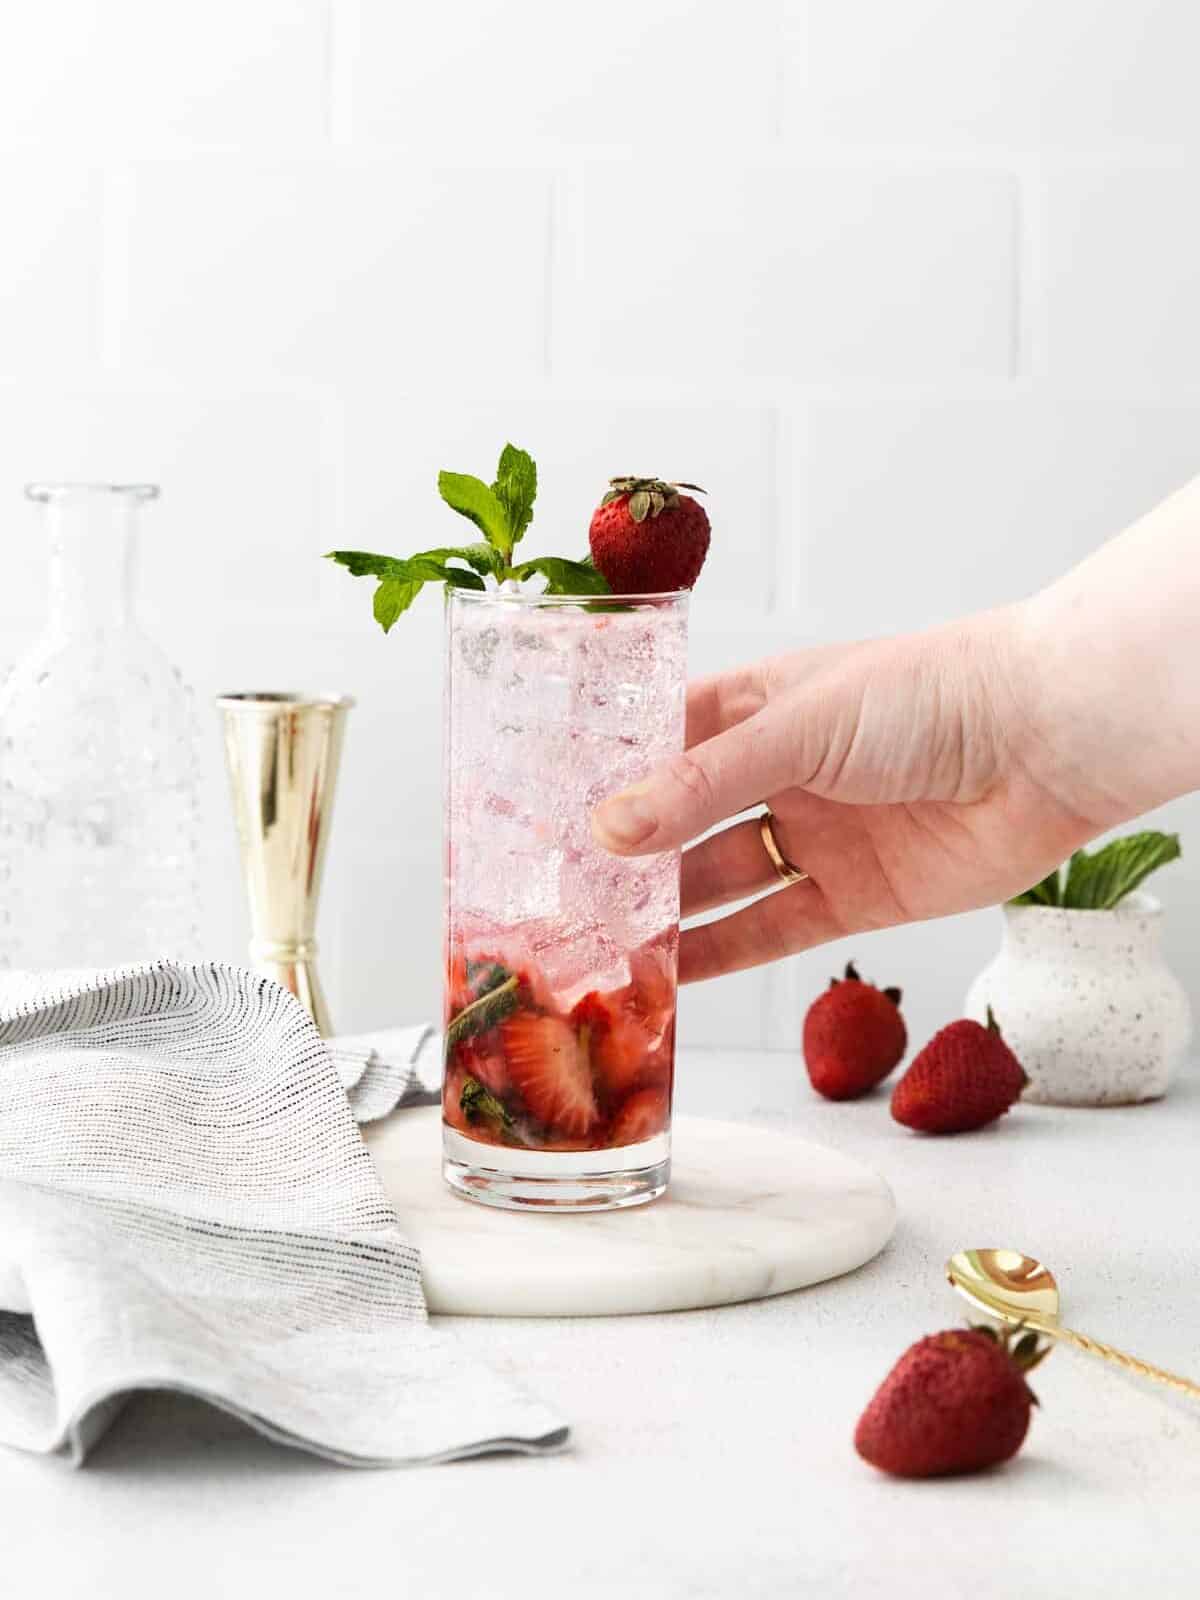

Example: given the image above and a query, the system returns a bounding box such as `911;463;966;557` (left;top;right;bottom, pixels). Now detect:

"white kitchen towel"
0;962;566;1467
0;976;443;1129
329;1025;442;1124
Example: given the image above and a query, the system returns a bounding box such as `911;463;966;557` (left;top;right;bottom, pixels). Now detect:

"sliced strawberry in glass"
457;1037;510;1098
571;988;654;1102
629;928;677;1023
609;1085;670;1147
446;946;472;1018
501;1013;597;1139
442;1063;473;1136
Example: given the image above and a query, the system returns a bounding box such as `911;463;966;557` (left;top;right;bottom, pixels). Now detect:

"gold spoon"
946;1248;1200;1401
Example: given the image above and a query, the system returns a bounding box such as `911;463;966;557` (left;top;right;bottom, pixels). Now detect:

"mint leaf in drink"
1061;831;1181;910
492;443;537;548
445;971;520;1048
459;1077;514;1132
466;958;511;991
513;555;611;596
1009;867;1062;907
437;471;512;555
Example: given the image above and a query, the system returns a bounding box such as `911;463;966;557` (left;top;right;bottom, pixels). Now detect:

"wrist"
1003;583;1166;829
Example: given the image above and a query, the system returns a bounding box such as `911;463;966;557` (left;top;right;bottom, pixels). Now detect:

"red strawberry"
628;930;677;1023
588;477;710;594
501;1013;597;1138
572;988;662;1102
892;1009;1026;1134
442;1063;474;1137
802;961;907;1101
446;947;471;1017
609;1086;670;1147
456;1037;510;1098
855;1325;1046;1478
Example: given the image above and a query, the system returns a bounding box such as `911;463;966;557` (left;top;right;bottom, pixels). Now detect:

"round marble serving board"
365;1108;896;1317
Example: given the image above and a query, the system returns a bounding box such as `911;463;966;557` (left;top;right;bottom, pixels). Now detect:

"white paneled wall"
1;1;1199;1061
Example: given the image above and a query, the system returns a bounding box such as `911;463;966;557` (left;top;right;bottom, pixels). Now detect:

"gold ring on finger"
759;811;810;888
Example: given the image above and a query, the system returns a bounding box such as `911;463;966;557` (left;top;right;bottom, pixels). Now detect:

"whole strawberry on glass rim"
589;476;711;594
327;445;705;1210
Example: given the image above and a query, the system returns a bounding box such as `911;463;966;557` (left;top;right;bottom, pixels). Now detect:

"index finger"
686;643;854;747
591;704;799;855
685;666;767;748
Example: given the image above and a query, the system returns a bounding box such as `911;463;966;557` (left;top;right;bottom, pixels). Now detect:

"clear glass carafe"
0;483;201;968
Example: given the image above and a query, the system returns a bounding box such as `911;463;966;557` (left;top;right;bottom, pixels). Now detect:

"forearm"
1015;473;1200;825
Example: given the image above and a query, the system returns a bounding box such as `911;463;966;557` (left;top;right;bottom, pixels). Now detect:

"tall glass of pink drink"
442;587;688;1210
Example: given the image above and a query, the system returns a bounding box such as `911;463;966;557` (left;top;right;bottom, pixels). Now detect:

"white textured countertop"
4;1048;1199;1600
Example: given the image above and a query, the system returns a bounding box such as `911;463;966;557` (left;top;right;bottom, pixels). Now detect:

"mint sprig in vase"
965;831;1191;1105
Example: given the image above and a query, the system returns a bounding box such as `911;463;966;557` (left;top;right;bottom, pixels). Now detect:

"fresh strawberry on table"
588;477;711;594
802;961;907;1100
855;1325;1047;1478
891;1008;1027;1134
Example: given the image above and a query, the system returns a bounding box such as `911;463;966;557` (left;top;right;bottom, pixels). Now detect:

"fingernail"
591;786;658;849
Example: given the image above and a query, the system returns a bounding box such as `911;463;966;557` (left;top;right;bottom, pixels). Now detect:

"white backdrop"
0;1;1197;1054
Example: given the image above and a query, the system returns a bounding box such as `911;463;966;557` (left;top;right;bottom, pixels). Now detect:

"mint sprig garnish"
513;554;609;595
327;442;610;631
329;547;490;630
491;442;537;551
435;474;513;559
1010;830;1181;910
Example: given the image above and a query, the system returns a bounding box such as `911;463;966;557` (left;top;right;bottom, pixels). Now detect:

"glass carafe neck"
27;482;159;635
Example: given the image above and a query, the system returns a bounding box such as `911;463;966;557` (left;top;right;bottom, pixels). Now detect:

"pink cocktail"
442;587;688;1210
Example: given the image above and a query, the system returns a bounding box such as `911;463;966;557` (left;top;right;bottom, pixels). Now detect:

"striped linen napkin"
0;962;565;1467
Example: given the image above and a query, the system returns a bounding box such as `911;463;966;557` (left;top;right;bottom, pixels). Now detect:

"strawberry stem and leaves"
327;442;611;631
830;959;902;1007
972;1322;1051;1380
1010;830;1181;910
600;476;705;523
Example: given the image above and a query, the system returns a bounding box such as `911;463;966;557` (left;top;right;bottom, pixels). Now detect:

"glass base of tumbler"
443;1125;669;1212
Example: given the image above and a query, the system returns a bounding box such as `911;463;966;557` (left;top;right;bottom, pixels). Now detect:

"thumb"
590;702;802;856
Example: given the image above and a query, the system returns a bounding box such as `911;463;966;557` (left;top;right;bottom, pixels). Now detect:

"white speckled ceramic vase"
964;892;1192;1106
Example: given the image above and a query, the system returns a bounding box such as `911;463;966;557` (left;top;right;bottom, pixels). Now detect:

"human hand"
590;608;1110;983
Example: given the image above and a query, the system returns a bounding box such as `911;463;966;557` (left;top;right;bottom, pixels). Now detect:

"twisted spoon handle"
1042;1321;1200;1400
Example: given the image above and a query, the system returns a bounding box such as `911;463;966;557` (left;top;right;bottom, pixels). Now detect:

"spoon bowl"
946;1248;1061;1328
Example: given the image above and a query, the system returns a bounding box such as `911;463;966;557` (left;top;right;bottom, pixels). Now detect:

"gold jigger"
217;692;353;1036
